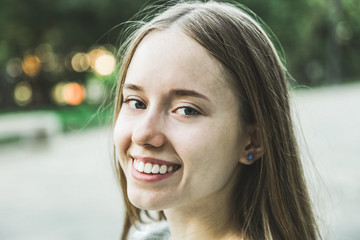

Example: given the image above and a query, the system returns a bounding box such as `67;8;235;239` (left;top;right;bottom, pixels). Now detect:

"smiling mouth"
133;159;181;175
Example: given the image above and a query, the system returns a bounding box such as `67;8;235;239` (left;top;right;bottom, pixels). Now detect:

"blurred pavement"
293;83;360;240
0;83;359;239
0;127;124;240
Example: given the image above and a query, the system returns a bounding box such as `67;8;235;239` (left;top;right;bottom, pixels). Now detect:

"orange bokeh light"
63;83;85;105
22;55;41;77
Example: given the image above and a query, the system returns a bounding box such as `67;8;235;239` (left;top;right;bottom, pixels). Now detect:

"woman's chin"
128;191;171;211
130;199;166;211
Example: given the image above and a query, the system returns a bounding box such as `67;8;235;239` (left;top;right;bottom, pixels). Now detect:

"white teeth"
133;159;177;174
134;160;139;169
159;165;167;174
151;164;160;174
144;163;152;173
137;161;145;172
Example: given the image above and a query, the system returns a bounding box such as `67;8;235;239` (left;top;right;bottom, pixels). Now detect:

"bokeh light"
51;82;67;105
43;54;60;72
94;52;116;76
14;81;32;106
6;58;23;78
85;79;105;104
52;82;86;105
35;43;53;63
22;55;41;77
35;43;60;72
88;48;105;69
86;47;116;76
71;52;90;72
63;82;86;105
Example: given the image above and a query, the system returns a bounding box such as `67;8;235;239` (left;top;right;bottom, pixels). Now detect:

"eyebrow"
169;89;210;101
123;83;143;92
123;83;210;101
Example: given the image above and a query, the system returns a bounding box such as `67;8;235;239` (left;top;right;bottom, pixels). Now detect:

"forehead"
125;28;232;99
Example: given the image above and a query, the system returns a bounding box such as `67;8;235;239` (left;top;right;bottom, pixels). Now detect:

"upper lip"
131;155;181;166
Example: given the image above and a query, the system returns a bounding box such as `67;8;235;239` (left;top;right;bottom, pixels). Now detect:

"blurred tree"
0;0;150;110
0;0;359;111
243;0;330;85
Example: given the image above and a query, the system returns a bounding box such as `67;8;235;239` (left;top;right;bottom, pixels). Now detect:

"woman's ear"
239;125;263;165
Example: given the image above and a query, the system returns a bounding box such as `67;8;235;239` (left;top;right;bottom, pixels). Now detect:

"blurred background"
0;0;359;239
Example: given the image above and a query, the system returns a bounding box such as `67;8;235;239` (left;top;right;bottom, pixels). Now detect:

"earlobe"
239;125;263;165
239;148;263;165
247;154;254;161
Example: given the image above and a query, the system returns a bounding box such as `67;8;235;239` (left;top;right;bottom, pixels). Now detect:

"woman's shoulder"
129;221;171;240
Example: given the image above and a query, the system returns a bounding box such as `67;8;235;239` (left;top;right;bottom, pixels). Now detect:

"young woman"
112;1;321;239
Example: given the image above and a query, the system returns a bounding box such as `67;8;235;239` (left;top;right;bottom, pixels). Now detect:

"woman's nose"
131;110;166;148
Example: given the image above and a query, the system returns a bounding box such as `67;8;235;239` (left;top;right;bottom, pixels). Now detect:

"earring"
247;154;254;161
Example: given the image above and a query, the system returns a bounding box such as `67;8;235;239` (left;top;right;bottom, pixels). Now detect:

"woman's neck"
164;180;242;240
165;211;240;240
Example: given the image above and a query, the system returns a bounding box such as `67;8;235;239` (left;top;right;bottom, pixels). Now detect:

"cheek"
113;114;133;165
169;125;241;201
171;120;242;174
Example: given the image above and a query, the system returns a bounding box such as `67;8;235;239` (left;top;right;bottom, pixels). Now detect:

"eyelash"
123;98;146;110
174;106;201;117
123;97;202;117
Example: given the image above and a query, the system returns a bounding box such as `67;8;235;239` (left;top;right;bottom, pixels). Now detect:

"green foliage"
0;0;359;113
54;104;113;132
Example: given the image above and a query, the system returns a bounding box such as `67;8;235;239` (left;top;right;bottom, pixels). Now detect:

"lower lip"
131;161;178;182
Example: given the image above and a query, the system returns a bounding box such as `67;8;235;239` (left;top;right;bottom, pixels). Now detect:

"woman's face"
113;29;249;211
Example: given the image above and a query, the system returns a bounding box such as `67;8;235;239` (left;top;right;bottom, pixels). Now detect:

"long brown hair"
113;1;321;239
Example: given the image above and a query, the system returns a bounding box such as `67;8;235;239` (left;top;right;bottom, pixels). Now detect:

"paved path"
0;127;124;240
293;83;360;240
0;83;359;239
